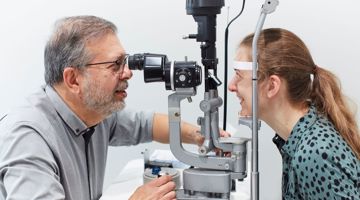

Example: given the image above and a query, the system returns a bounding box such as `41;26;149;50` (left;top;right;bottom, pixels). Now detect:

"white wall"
1;0;359;199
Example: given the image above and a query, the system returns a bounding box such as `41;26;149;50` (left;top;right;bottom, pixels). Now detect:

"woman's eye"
236;72;243;80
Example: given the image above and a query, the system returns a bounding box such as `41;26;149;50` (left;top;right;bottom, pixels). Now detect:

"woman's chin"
239;109;252;117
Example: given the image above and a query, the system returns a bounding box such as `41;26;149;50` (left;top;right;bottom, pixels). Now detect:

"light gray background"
1;0;359;199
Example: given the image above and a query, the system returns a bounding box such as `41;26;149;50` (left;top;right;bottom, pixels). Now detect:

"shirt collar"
272;133;286;154
278;105;318;157
45;85;89;136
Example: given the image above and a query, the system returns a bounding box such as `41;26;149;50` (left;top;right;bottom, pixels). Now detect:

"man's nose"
119;65;133;80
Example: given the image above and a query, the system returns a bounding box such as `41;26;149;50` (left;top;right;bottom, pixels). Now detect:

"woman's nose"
228;77;237;92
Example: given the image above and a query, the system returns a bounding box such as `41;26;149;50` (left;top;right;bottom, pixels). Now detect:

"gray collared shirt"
0;85;154;200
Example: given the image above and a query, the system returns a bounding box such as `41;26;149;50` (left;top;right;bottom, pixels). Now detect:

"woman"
228;28;360;199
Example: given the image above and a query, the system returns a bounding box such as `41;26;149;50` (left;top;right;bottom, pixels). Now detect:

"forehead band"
233;61;254;70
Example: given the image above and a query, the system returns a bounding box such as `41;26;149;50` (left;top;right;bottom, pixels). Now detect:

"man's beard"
81;77;127;117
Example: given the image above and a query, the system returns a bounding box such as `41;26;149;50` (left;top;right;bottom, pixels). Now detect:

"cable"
223;0;246;131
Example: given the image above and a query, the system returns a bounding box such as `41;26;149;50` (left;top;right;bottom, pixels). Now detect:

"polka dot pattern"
273;105;360;199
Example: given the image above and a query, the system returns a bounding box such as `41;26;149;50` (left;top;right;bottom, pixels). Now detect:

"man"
0;15;203;200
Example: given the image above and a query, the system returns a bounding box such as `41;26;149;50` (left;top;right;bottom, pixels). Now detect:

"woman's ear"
63;67;82;94
266;75;281;99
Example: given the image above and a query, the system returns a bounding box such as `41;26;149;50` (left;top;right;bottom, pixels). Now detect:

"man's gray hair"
44;15;117;86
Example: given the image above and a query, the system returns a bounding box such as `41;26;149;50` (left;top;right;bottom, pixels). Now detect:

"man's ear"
63;67;82;94
266;75;281;99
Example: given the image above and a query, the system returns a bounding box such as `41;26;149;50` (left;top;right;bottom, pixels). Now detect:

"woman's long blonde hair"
240;28;360;159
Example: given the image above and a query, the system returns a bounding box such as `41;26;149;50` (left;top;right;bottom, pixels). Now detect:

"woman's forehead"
235;46;251;61
234;45;253;76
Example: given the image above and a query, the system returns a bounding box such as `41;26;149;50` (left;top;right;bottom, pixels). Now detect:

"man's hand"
193;129;231;146
219;129;231;138
216;129;232;156
129;175;176;200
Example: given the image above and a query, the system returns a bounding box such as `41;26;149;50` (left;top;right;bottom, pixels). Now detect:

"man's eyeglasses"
85;54;129;75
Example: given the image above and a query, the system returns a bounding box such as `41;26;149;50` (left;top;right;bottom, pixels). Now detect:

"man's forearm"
152;113;202;145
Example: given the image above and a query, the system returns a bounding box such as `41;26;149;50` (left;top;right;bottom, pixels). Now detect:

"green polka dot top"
273;105;360;199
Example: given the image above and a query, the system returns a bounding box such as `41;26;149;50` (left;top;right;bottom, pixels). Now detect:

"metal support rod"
251;1;279;200
251;12;266;200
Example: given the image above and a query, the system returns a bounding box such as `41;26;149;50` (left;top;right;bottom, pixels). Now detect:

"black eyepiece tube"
128;53;201;90
127;53;169;84
128;54;145;70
